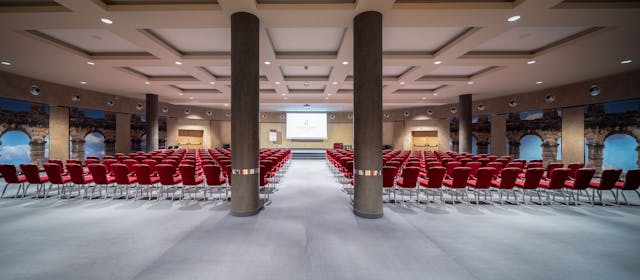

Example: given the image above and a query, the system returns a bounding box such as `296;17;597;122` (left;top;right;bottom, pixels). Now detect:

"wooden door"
178;129;204;149
412;131;438;151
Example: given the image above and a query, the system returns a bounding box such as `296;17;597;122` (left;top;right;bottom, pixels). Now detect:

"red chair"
588;169;622;205
66;163;93;199
467;167;495;204
491;167;522;204
133;164;160;200
259;164;271;199
111;164;137;199
614;169;640;206
395;166;421;203
442;167;471;203
567;163;585;179
43;163;71;199
539;168;571;204
382;166;398;202
418;166;446;204
19;164;49;199
506;162;524;169
157;164;182;200
487;162;503;178
141;159;158;175
203;164;227;200
87;164;115;199
466;162;482;179
544;163;564;179
445;161;462;178
122;159;138;176
0;164;27;198
179;164;204;200
515;168;545;204
564;168;596;205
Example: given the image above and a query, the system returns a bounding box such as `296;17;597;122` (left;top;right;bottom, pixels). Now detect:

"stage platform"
290;148;326;160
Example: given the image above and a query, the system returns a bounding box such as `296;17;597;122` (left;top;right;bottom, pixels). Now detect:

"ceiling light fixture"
621;59;632;64
87;61;95;66
175;61;182;65
325;97;329;100
342;61;349;65
399;81;405;85
1;61;11;66
178;93;183;96
224;103;229;107
536;81;543;85
434;60;442;65
209;82;215;85
507;15;521;22
275;81;280;85
433;93;438;96
421;97;426;100
100;18;113;25
145;81;150;85
80;81;87;85
332;81;338;85
189;97;194;100
467;81;474;85
283;97;288;100
527;60;536;65
281;93;286;96
264;61;271;65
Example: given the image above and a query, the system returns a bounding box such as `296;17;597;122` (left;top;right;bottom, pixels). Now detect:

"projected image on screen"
286;113;328;140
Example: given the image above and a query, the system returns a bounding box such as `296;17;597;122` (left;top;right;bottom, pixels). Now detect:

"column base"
353;209;383;219
230;209;260;217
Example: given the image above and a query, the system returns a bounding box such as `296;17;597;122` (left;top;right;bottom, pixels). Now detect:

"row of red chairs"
0;148;291;200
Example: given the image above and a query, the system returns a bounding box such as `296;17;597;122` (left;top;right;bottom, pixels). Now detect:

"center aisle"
134;159;476;280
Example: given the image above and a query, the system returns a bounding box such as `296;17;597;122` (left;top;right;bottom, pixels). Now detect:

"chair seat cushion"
539;180;550;188
195;177;204;184
442;179;453;186
61;176;72;183
467;179;477;187
260;178;269;186
395;179;415;188
83;175;94;183
615;181;624;188
564;181;575;188
17;175;27;182
490;180;501;187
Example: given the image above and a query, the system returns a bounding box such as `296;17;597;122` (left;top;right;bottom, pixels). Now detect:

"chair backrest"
547;168;571;189
382;166;397;188
496;167;522;189
478;158;490;167
487;162;503;177
571;168;596;190
20;164;45;184
473;167;495;189
203;164;223;185
133;164;154;185
527;162;543;169
122;159;138;174
142;159;158;173
43;163;64;184
85;159;100;166
446;161;462;177
595;169;622;190
466;162;482;177
66;163;88;184
159;164;182;185
506;162;524;169
88;164;110;184
400;166;420;188
449;167;472;189
546;163;564;177
179;164;198;186
425;166;446;189
521;168;545;189
111;164;134;184
620;169;640;190
0;164;20;183
568;163;585;179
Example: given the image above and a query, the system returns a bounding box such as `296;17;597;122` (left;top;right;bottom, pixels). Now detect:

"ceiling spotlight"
399;81;405;85
71;95;80;102
508;100;518;108
162;107;169;113
30;85;41;96
426;109;433;116
106;100;114;107
184;108;191;115
145;81;150;85
209;82;215;85
224;103;229;107
303;81;310;87
275;81;280;85
327;93;332;96
206;111;213;117
527;60;536;65
536;81;543;85
87;61;95;66
332;81;338;85
136;103;144;110
178;93;184;96
175;61;182;65
284;97;288;100
264;61;271;65
1;61;11;66
421;97;426;100
434;60;442;65
467;81;474;85
281;93;286;96
477;104;486;111
545;94;556;103
433;93;438;96
621;59;632;64
450;107;457;113
189;97;194;100
324;97;329;100
342;61;349;65
589;85;600;96
100;18;113;25
507;15;521;22
80;81;87;85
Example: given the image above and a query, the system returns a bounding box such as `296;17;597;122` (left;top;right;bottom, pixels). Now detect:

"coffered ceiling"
0;0;639;112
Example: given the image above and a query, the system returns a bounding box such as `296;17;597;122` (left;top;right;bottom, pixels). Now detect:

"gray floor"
1;160;639;280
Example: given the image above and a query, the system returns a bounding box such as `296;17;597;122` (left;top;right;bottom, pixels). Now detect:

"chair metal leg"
1;183;9;198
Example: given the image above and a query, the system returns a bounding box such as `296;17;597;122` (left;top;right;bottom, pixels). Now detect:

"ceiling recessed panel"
281;66;332;76
150;28;230;53
383;66;412;77
383;27;467;53
103;0;218;4
398;83;443;90
473;26;590;52
427;66;488;76
173;84;215;90
268;27;345;53
287;82;326;90
204;66;230;77
37;29;144;53
130;66;189;76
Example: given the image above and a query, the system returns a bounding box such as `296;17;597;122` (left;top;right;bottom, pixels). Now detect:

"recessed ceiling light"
399;81;405;85
275;81;280;85
175;61;182;65
224;103;228;107
467;81;474;85
100;18;113;25
527;60;536;65
189;97;194;100
536;81;543;85
434;60;442;65
1;61;11;66
332;81;338;85
80;81;87;85
507;15;521;22
178;93;184;95
421;97;426;100
342;61;349;65
264;61;271;65
209;82;215;85
145;81;150;85
621;59;632;64
325;97;329;100
281;93;286;96
327;93;332;96
87;61;95;66
433;93;438;96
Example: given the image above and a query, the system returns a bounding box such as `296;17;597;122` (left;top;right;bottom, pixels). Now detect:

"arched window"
140;134;147;152
557;136;562;161
603;134;639;172
520;134;543;160
85;132;105;159
0;130;31;166
472;135;478;155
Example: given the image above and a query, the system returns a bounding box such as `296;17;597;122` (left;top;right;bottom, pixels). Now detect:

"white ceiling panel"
474;26;589;52
427;66;488;76
383;27;466;52
151;28;230;53
268;27;345;53
281;66;332;76
38;29;144;53
130;66;189;76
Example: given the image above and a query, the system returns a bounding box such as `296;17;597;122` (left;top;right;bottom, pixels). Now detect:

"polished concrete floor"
1;160;639;280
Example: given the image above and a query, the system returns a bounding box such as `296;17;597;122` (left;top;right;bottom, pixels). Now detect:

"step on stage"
290;149;326;160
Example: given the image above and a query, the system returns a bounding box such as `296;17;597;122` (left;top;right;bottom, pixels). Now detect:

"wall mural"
0;97;49;166
584;98;640;173
69;107;116;159
449;115;490;154
506;109;561;165
131;114;168;152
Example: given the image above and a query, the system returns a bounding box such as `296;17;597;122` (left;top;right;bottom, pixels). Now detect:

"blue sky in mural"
604;134;638;172
603;99;640;114
520;134;543;160
520;110;544;120
84;109;105;119
140;115;147;122
0;130;31;166
0;98;29;112
84;132;105;159
557;136;562;161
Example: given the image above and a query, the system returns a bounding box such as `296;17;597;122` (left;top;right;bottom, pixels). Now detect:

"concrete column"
146;94;159;152
458;94;472;153
353;11;383;219
561;106;585;166
437;118;450;152
115;113;131;153
230;12;260;217
490;114;506;156
49;106;69;161
166;117;178;147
